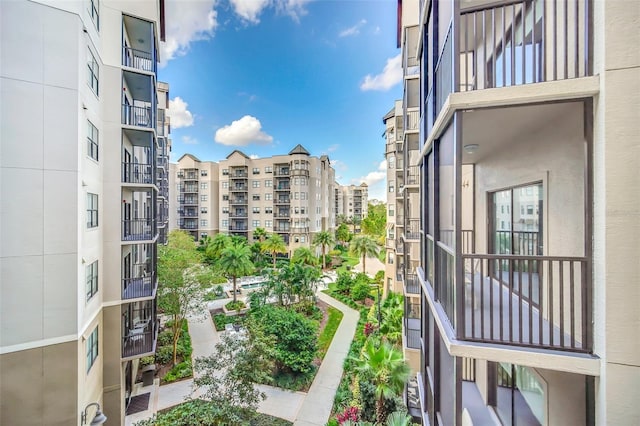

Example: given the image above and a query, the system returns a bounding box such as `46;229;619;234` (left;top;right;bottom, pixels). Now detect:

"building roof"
382;106;396;122
288;144;310;155
177;153;201;162
225;149;250;159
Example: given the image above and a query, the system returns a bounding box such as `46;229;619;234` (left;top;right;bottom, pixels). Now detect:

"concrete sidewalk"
293;292;359;426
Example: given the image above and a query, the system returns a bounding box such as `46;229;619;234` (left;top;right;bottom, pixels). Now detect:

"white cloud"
327;144;339;152
230;0;310;24
339;19;367;37
249;154;259;159
214;115;274;146
352;160;387;200
330;159;348;172
168;97;194;128
181;135;198;145
275;0;311;23
360;53;403;91
161;0;218;65
230;0;270;23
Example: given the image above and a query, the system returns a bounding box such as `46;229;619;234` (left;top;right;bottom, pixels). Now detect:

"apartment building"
395;0;640;424
157;82;172;244
220;145;336;252
335;183;369;232
0;1;166;424
169;154;220;241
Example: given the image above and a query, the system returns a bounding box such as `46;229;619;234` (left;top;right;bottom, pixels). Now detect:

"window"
253;207;260;214
200;219;208;227
294;177;299;185
265;179;272;187
389;180;395;193
201;207;208;214
251;220;260;228
201;170;208;176
301;192;307;200
87;193;98;228
222;182;228;189
265;193;272;201
493;363;545;426
252;180;260;188
86;261;98;301
222;195;229;201
201;232;208;238
87;120;99;161
300;235;306;243
201;183;208;189
201;195;207;201
388;252;394;264
265;207;273;214
222;169;229;175
265;220;272;228
222;207;229;214
222;219;228;228
388;204;394;217
88;0;99;30
253;167;260;174
294;192;300;200
265;166;272;173
253;195;260;201
87;48;99;95
86;327;98;372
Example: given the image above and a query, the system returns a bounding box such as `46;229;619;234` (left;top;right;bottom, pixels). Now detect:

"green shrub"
351;280;372;301
155;345;173;365
157;329;173;346
139;356;155;367
225;300;246;311
335;272;353;294
213;313;241;331
163;359;192;384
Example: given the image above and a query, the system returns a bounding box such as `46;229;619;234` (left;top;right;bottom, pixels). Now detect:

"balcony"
179;185;198;193
230;198;247;205
178;209;197;217
275;212;290;218
405;166;419;187
405;318;421;349
122;103;153;128
122;15;157;74
229;225;248;231
230;172;248;179
122;162;154;185
404;219;420;241
122;219;155;241
405;109;419;132
275;185;290;191
274;168;290;176
122;272;157;299
229;211;248;218
122;317;159;359
230;185;248;192
405;272;420;295
275;198;291;205
179;197;198;205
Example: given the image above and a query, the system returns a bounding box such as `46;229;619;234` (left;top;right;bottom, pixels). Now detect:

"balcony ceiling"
461;100;584;164
124;15;153;52
123;128;154;147
123;71;153;102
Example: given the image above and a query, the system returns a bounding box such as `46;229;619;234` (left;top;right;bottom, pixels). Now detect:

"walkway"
126;285;359;426
354;256;385;276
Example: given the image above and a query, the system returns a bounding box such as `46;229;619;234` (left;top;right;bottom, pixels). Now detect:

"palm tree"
253;227;267;242
262;233;287;268
218;241;254;303
291;247;318;266
385;412;412;426
351;215;362;234
351;235;380;274
355;341;410;424
313;231;334;270
205;233;231;263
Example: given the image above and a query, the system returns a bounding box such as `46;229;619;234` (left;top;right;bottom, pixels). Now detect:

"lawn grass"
317;306;344;359
335;255;359;274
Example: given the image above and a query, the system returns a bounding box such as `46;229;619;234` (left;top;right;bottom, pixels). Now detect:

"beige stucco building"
335;183;369;232
0;1;167;424
169;154;220;241
169;145;337;254
394;0;640;424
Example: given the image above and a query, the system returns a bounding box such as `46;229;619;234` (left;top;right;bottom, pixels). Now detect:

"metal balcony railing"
122;271;157;299
122;219;155;241
122;104;152;128
122;162;154;184
405;273;420;294
122;318;159;358
122;46;155;73
405;219;421;240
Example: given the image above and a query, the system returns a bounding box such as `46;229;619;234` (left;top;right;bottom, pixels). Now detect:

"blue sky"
159;0;402;200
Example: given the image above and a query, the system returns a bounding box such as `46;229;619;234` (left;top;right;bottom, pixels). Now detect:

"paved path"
126;286;359;425
354;255;385;276
293;292;359;426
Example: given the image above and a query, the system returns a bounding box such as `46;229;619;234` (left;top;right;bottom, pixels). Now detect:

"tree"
218;241;254;303
253;227;268;242
157;230;205;365
252;305;318;374
351;235;380;274
192;318;276;425
291;246;318;266
204;233;231;264
336;213;348;225
361;202;387;237
313;231;334;270
335;223;352;247
350;215;362;234
355;341;410;424
262;233;287;268
379;292;404;345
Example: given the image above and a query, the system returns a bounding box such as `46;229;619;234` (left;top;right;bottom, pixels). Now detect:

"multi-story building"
169;154;220;241
157;82;172;244
0;1;166;424
335;183;369;232
400;0;640;424
219;145;336;252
